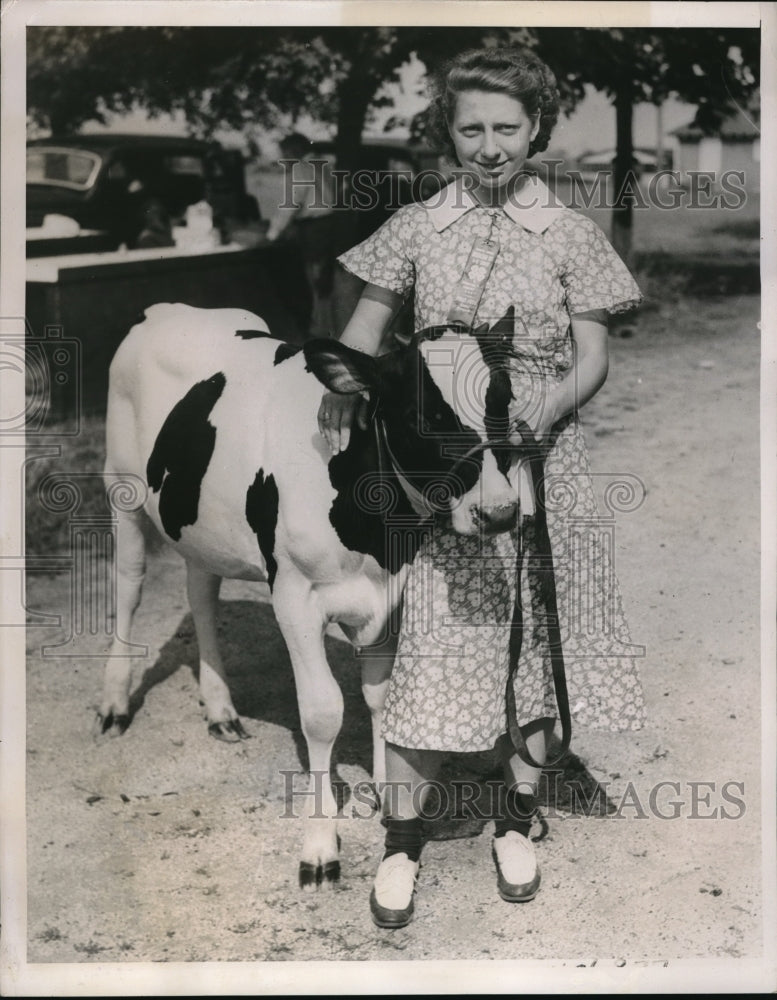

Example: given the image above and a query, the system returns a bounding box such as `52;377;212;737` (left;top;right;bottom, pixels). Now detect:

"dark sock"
494;786;536;840
382;816;423;863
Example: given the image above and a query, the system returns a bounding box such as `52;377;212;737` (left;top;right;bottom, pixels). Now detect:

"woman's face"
449;89;540;199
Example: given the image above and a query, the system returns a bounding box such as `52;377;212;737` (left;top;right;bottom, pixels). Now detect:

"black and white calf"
99;302;525;886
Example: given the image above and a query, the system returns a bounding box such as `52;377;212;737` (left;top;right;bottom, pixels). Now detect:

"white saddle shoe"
369;852;420;928
492;830;541;902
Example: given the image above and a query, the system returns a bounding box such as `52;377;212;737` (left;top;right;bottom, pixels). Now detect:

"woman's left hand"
510;311;609;446
508;391;560;445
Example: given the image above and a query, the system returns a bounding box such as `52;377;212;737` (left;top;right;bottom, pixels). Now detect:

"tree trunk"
334;76;371;174
333;74;373;250
611;86;635;267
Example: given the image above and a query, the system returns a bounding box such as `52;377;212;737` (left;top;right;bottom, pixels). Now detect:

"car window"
107;159;129;182
164;154;206;176
26;148;101;190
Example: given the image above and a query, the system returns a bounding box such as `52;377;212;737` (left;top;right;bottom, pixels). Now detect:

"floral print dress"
338;176;647;752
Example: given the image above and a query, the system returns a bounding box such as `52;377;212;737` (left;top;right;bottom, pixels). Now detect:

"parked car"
26;133;262;249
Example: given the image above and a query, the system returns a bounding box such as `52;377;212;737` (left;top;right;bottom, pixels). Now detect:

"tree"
533;27;760;262
27;27;338;136
27;25;759;260
27;27;530;165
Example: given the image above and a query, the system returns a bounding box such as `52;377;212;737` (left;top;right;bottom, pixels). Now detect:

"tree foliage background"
27;25;760;253
27;25;759;142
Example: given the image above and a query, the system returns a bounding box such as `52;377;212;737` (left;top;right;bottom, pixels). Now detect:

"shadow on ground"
125;597;613;842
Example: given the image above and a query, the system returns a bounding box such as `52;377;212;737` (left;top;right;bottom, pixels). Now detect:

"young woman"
318;46;646;928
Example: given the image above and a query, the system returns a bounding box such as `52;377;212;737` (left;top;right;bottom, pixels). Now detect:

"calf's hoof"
363;782;381;813
298;859;341;891
93;711;130;740
208;718;250;742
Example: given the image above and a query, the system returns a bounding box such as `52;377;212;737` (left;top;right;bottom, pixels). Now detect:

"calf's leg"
273;573;343;890
358;632;396;791
95;508;146;737
186;561;248;741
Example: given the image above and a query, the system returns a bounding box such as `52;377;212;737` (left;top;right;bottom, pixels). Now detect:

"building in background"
671;102;760;191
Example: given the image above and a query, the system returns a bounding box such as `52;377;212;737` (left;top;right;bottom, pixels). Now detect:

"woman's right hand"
315;284;401;453
317;391;370;454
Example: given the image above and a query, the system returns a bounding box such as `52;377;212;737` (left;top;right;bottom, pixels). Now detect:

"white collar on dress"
423;173;566;234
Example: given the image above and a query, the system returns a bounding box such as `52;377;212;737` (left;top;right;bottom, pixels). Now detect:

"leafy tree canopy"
28;25;759;141
27;27;523;141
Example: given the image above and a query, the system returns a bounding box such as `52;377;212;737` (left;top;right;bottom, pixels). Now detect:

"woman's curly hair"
426;47;560;162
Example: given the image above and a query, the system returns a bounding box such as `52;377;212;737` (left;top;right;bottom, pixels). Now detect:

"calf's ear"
304;338;379;394
490;306;515;343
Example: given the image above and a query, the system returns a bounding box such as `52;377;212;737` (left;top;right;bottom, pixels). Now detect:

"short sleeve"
337;205;417;298
560;215;643;315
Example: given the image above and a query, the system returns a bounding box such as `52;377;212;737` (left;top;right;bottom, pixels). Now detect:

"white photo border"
1;2;774;995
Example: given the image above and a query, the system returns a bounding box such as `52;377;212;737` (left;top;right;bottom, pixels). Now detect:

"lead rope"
505;423;572;770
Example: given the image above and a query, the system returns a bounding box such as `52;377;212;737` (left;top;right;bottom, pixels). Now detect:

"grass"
25;415;108;559
559;178;760;260
559;177;760;296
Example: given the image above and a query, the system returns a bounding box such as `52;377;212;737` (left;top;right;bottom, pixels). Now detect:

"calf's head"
304;311;524;536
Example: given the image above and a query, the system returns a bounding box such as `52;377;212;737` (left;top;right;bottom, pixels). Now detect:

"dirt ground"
17;290;769;984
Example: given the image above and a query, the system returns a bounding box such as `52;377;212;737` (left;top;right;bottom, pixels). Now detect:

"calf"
99;302;523;886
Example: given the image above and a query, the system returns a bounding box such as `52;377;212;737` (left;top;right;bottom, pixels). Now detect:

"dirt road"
19;291;766;980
